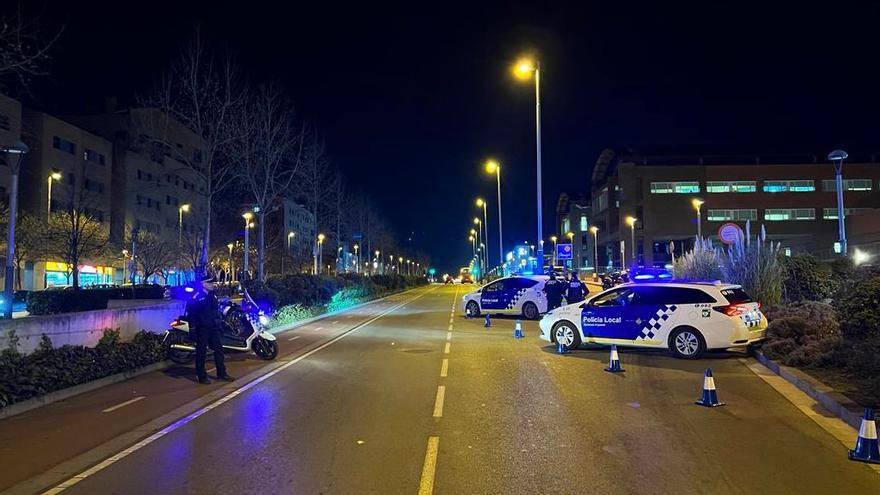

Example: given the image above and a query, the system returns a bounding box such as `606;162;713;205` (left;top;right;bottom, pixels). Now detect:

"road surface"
1;284;877;494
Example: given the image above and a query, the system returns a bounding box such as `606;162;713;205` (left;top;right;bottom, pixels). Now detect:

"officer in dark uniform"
544;272;566;310
566;271;587;304
186;274;234;385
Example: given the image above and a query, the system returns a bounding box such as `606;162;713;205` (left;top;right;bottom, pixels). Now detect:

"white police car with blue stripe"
462;275;549;320
539;281;767;358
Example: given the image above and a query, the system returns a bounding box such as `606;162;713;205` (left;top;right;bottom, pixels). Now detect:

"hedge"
26;285;167;315
0;330;166;408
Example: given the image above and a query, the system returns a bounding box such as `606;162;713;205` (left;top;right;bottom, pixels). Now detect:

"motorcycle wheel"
253;338;279;360
168;348;195;364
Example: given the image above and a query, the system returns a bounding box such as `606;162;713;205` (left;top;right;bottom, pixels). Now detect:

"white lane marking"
101;396;145;413
446;332;452;341
346;315;353;319
432;385;446;417
440;359;448;378
287;336;301;341
313;326;323;332
444;342;450;354
42;288;434;494
418;436;440;495
447;324;453;331
331;320;339;324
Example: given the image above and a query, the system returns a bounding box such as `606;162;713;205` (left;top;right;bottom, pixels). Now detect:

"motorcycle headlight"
259;315;269;326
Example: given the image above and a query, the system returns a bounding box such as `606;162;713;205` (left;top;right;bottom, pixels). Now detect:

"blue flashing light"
184;287;195;293
633;274;655;280
658;273;673;279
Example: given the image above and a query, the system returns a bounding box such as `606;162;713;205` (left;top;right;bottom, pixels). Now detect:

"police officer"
566;271;587;304
544;272;566;310
186;274;235;385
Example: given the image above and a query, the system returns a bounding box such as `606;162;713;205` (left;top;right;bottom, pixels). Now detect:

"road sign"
556;243;573;260
718;223;743;245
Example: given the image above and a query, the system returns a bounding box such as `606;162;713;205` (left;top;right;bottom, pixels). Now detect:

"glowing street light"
854;248;870;265
483;159;505;267
241;212;254;279
315;233;325;274
1;141;27;318
178;204;191;249
511;56;544;264
47;170;62;217
625;216;637;263
227;242;235;283
354;243;360;273
589;226;599;276
476;197;490;272
691;198;704;239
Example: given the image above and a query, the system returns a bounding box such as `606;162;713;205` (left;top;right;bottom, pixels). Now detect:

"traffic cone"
513;320;524;338
849;408;880;464
603;344;624;372
695;368;725;407
556;340;567;354
484;314;491;328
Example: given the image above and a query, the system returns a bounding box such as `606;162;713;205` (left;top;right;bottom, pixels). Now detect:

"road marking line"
331;320;339;324
101;396;145;413
742;359;880;474
447;324;452;331
432;385;446;417
418;436;440;495
41;288;435;495
206;367;215;374
440;359;448;377
444;342;450;354
446;332;452;341
313;326;323;332
287;336;301;341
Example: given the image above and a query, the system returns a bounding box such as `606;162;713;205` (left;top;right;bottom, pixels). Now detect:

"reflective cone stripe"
610;349;619;361
859;419;878;440
703;376;716;391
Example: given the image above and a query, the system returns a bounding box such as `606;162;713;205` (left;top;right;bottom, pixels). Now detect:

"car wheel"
466;300;481;317
522;302;539;320
552;321;581;351
669;327;705;359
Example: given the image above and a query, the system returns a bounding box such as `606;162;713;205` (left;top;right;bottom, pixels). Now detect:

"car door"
580;287;638;340
480;280;506;310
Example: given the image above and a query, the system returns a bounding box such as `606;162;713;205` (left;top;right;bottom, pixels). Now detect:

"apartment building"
590;152;880;268
0;93;23;204
554;192;594;273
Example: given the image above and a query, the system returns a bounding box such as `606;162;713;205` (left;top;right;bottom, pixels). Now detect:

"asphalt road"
3;284;879;494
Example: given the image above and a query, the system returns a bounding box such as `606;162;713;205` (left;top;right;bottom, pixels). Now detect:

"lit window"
822;179;872;192
706;181;756;193
763;180;815;193
580;215;588;231
765;208;815;221
650;181;700;194
707;209;758;221
822;208;870;220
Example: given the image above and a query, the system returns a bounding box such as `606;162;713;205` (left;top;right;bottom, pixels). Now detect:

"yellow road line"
418;436;440;495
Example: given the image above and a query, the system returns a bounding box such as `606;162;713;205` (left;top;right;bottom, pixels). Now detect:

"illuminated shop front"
44;262;115;287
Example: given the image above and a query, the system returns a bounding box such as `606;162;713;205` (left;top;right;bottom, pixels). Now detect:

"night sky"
29;1;880;272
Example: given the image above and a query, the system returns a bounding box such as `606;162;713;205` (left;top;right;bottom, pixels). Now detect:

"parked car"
461;275;550;320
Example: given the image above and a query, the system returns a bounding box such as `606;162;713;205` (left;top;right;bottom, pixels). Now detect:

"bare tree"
0;2;63;90
43;209;109;289
126;230;177;284
139;29;243;275
229;83;303;281
294;136;335;273
0;210;47;288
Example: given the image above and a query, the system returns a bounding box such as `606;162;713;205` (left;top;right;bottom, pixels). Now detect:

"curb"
0;360;172;420
753;352;863;430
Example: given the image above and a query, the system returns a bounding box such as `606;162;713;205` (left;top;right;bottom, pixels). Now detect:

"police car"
538;281;767;359
462;275;549;320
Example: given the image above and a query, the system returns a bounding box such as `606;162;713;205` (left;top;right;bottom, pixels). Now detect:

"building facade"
280;198;316;258
590;152;880;268
554;192;594;274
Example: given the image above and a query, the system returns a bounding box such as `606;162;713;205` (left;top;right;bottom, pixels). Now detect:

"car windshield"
591;288;635;307
721;287;753;304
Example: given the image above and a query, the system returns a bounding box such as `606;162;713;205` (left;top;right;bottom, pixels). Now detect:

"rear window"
507;278;539;289
635;286;717;305
720;287;753;304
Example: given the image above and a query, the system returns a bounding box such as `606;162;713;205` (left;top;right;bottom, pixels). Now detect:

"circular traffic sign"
718;223;743;245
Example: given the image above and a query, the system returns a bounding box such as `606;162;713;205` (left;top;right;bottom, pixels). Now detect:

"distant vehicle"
461;275;549;320
459;267;474;284
539;282;767;359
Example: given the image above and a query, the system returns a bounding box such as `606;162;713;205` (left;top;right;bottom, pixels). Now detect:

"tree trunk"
258;210;266;281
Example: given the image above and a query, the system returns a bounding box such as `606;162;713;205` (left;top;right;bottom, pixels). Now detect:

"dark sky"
30;0;880;272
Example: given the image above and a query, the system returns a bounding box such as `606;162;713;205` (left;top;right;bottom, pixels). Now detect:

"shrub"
834;276;880;341
762;301;841;367
781;254;834;302
673;238;723;282
27;285;168;315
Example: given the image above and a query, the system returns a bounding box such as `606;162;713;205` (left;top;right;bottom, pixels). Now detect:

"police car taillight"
714;302;760;317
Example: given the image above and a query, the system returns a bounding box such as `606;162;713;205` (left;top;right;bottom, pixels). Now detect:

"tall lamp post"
550;235;558;266
227;243;235;283
691;198;704;239
242;212;254;280
374;250;380;275
625;216;637;265
589;226;599;278
476;198;490;271
47;170;61;217
513;58;544;265
828;149;849;256
354;243;359;273
473;217;485;277
2;141;28;319
566;231;575;269
316;233;325;274
178;204;191;249
484;160;504;266
283;231;295;275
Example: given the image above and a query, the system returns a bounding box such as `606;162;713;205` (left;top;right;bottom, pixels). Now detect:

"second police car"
462;275;548;320
538;281;767;359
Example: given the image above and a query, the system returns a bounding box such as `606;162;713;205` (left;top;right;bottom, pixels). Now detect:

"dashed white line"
101;396;145;413
446;331;452;341
313;326;324;332
444;342;450;354
287;335;301;341
440;359;448;377
331;320;339;324
418;436;440;495
432;385;446;417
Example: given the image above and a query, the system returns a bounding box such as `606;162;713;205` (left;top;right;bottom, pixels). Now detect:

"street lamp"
691;198;704;239
625;216;637;264
2;141;27;318
476;197;490;271
354;243;359;273
227;243;235;283
589;226;599;277
828;149;849;256
398;256;403;273
178;204;191;248
47;170;61;217
282;231;295;275
512;57;544;264
566;231;575;269
242;212;253;280
484;160;504;266
473;216;485;278
550;235;558;266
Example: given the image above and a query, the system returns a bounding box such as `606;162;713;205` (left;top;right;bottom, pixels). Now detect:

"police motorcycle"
163;288;279;364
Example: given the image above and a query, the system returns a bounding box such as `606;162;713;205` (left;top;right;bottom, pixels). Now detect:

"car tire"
668;326;706;359
522;302;539;320
552;320;581;351
466;300;481;317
